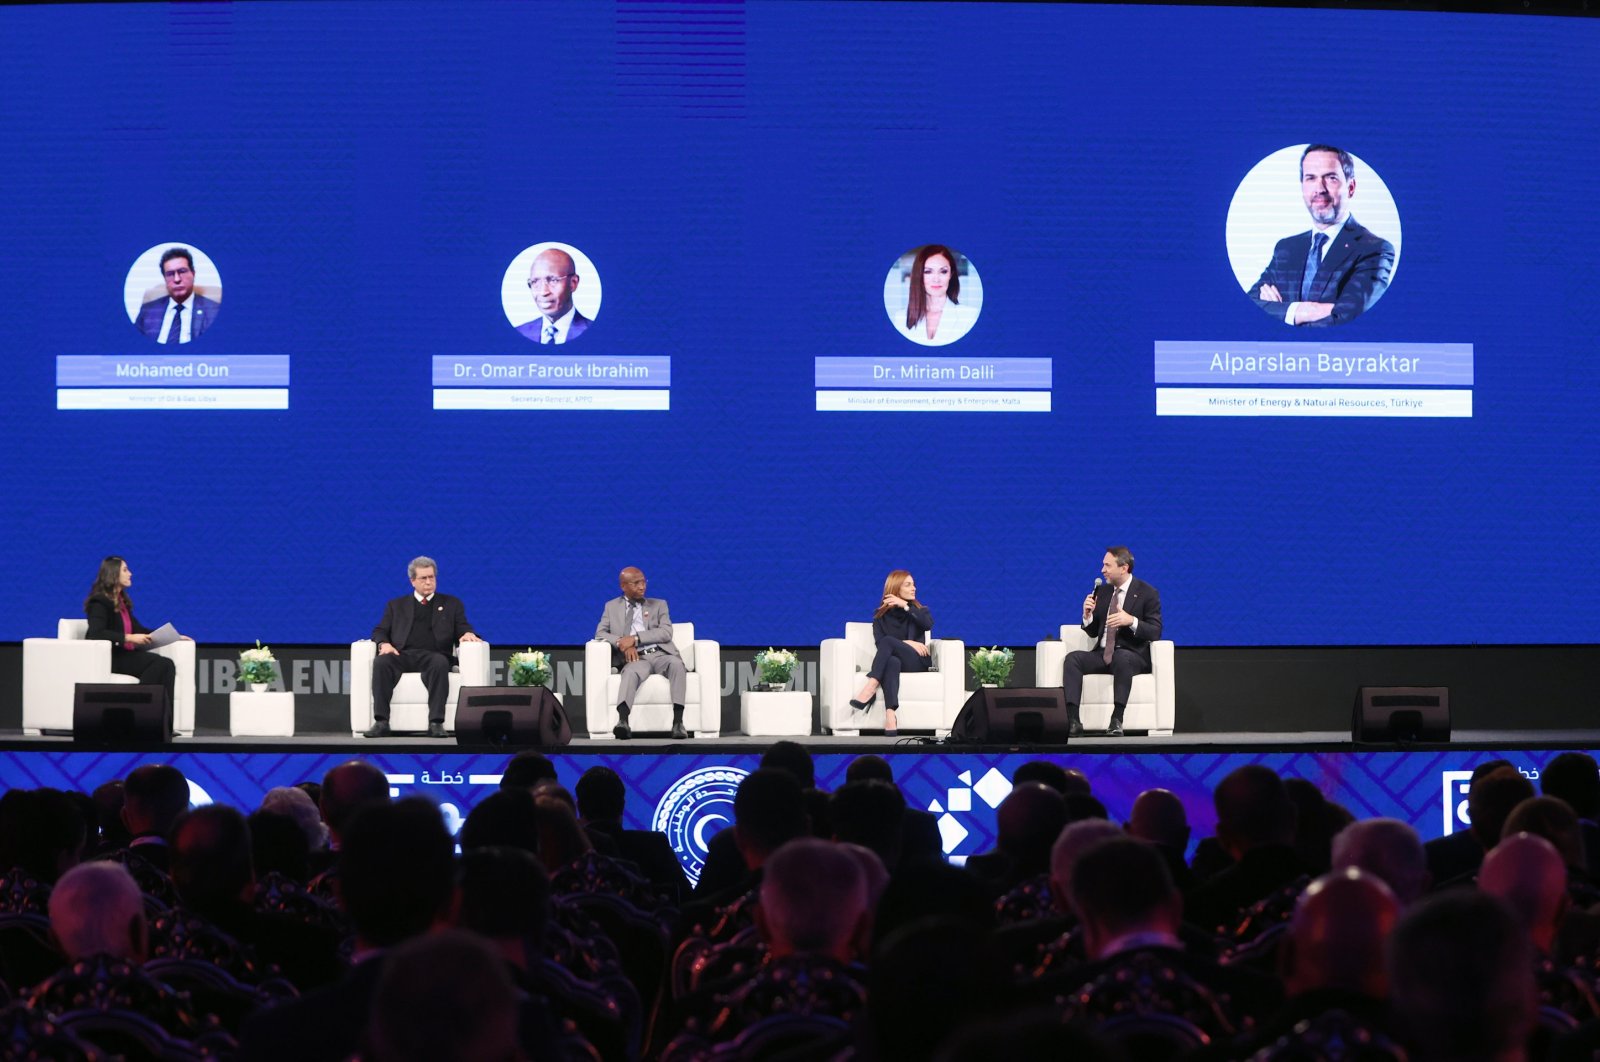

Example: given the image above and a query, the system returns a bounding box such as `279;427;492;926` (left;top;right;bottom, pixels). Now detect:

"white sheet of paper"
146;623;182;648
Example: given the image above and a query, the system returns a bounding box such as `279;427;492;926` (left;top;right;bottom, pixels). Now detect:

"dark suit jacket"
689;827;748;903
1025;942;1282;1027
121;837;172;874
240;953;559;1062
136;294;221;341
85;595;151;656
1184;842;1306;934
515;309;591;343
588;819;689;900
1082;577;1163;664
371;593;475;653
1422;828;1484;887
188;900;346;991
1249;215;1395;327
239;956;382;1062
1190;986;1395;1062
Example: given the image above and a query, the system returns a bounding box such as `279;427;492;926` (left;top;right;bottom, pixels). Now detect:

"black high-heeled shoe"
849;692;878;712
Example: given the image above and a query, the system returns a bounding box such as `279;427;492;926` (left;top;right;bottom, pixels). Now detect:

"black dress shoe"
849;693;878;712
613;722;632;740
671;720;688;739
1068;721;1084;737
428;722;448;738
1105;723;1124;737
363;720;391;738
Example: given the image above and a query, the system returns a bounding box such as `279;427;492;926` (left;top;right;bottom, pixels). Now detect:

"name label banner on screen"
816;390;1051;412
814;357;1052;389
433;388;669;411
431;356;671;388
56;355;291;386
1153;342;1473;385
1155;388;1472;417
57;388;289;410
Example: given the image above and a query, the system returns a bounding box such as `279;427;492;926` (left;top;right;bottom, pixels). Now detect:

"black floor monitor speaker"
1353;686;1450;742
73;684;171;746
455;686;572;746
950;687;1073;744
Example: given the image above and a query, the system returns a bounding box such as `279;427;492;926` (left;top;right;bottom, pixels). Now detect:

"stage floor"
5;728;1600;753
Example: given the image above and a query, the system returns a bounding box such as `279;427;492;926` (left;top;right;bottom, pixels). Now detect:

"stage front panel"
0;746;1551;884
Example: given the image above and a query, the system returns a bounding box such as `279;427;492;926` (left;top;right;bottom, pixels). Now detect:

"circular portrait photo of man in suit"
884;244;984;347
502;242;603;345
124;244;223;344
1226;145;1402;328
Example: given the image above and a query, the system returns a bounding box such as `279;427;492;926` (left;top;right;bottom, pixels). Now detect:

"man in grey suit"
594;567;686;740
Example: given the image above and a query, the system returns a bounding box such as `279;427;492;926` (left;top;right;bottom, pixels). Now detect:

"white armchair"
22;620;197;736
349;640;491;736
820;623;964;737
584;623;721;739
1034;626;1175;735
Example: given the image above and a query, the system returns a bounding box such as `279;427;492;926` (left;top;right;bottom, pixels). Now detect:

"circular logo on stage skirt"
651;765;749;887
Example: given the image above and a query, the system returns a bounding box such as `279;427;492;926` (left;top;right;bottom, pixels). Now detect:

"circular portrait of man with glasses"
124;243;223;344
502;242;603;345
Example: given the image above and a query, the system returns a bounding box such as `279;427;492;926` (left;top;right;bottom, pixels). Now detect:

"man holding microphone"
1063;547;1162;737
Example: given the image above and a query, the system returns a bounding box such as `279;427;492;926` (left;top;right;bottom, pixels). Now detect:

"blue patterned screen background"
2;3;1596;647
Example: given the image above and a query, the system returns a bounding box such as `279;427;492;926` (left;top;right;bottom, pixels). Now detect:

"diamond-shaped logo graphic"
938;812;970;853
947;787;972;812
973;767;1012;809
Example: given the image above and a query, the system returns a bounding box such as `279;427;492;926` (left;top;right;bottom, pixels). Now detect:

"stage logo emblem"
1441;770;1473;835
653;765;749;886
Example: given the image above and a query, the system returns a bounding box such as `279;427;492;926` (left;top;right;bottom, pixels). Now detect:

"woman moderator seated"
84;556;188;709
849;570;933;736
897;244;978;347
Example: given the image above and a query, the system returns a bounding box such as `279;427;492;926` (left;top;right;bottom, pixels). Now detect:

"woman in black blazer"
849;569;932;736
84;556;182;707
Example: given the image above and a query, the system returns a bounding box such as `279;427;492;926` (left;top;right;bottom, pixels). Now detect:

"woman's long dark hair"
905;244;961;329
85;555;130;611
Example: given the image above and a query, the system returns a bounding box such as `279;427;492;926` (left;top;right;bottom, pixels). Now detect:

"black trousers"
372;649;452;723
112;650;177;709
1062;646;1149;723
869;638;931;709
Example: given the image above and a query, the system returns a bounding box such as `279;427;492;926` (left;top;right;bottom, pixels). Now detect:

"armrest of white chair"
350;640;376;735
153;639;197;736
692;639;722;735
1035;640;1067;687
584;640;612;736
819;638;856;731
931;639;965;728
23;637;113;733
457;640;491;684
1151;640;1176;731
1062;624;1093;651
